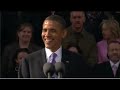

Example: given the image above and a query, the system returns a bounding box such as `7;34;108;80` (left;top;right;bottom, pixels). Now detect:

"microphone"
55;62;65;78
43;63;55;78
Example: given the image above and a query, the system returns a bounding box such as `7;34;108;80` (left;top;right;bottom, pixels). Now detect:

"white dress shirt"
110;60;120;69
45;46;62;63
45;46;62;78
110;60;120;76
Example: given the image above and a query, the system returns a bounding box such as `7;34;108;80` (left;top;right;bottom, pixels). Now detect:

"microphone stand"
58;72;62;78
47;73;51;78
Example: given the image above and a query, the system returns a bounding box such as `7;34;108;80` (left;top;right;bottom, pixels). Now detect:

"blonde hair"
100;19;120;39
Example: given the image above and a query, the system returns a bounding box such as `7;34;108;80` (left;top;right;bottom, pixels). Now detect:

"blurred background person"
66;43;83;55
85;11;109;42
97;19;120;64
92;41;120;78
7;48;30;78
2;22;41;78
62;11;97;68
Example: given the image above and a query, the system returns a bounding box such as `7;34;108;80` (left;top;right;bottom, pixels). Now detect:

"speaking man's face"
42;20;66;52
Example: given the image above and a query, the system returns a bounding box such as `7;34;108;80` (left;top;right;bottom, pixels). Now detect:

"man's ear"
62;29;67;39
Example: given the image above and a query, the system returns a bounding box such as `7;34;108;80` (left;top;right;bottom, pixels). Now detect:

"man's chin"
23;40;30;42
45;45;52;49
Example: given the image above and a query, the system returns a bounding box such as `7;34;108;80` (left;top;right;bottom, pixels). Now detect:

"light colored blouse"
97;40;108;63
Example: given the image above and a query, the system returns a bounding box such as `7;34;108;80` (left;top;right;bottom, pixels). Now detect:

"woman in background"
97;19;120;63
2;22;41;78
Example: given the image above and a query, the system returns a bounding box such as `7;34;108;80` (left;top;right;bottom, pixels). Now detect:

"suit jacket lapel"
41;48;47;64
61;49;70;64
106;61;120;78
106;61;114;77
39;48;47;78
61;49;71;77
116;63;120;77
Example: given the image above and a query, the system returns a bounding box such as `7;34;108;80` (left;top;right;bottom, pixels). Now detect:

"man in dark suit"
92;41;120;78
18;14;89;78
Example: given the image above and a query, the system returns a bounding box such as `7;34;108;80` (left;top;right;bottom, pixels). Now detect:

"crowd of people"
1;11;120;78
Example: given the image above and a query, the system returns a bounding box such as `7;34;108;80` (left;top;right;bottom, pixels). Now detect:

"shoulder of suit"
27;48;44;58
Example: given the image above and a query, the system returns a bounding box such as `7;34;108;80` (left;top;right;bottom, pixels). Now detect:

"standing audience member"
92;41;120;78
62;11;97;67
2;22;41;78
97;19;120;64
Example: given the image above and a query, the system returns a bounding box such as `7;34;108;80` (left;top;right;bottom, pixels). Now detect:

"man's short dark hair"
44;15;66;29
108;40;120;46
107;40;120;51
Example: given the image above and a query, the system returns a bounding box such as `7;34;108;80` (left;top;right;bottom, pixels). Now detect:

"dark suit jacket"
18;48;90;78
91;61;120;78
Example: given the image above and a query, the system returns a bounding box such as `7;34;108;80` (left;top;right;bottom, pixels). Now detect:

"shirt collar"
45;46;62;62
110;60;120;68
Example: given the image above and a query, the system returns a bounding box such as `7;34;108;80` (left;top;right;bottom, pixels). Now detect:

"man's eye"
51;29;56;32
73;16;77;19
22;31;26;33
42;29;47;32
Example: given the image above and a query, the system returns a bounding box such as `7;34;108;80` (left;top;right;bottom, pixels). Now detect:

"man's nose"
113;50;118;54
24;32;29;34
75;18;79;22
45;31;51;36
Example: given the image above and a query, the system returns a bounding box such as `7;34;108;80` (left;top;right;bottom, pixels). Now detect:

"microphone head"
43;63;55;77
55;62;65;75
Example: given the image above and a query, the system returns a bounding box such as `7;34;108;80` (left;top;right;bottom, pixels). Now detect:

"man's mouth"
23;36;30;38
45;39;53;43
112;55;118;58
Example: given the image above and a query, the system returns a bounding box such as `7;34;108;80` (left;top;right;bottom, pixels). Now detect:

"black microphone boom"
55;62;65;78
43;63;55;78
